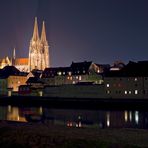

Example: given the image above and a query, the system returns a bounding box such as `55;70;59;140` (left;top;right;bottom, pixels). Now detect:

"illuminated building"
0;66;27;95
41;61;107;85
104;61;148;99
28;17;50;71
0;18;50;72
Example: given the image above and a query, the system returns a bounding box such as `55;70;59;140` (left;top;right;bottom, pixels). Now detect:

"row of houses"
0;61;109;96
2;60;148;99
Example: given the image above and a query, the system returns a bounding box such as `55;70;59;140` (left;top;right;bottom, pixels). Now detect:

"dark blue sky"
0;0;148;67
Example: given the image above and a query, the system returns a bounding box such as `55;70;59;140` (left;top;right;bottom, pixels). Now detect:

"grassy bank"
0;121;147;147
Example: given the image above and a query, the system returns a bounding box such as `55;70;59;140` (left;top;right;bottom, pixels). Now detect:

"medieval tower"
28;17;50;71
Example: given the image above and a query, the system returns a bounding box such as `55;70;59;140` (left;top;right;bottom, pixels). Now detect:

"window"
106;84;110;88
125;90;127;94
135;84;137;87
134;78;138;81
129;91;131;94
106;90;110;94
118;83;121;87
135;90;138;94
58;72;62;76
68;72;72;76
79;76;82;81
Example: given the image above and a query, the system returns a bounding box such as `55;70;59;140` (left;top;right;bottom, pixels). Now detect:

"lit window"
76;76;78;79
68;72;72;76
63;72;65;75
79;76;82;81
106;84;109;87
125;90;127;94
97;69;100;73
58;72;62;76
134;78;137;81
106;90;110;94
129;91;131;94
67;76;69;80
135;90;138;94
72;81;75;84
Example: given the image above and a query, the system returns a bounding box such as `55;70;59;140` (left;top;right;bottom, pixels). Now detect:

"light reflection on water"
0;105;148;129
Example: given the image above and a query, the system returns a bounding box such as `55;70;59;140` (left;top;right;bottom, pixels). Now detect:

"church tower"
12;48;16;66
40;21;50;68
28;17;50;71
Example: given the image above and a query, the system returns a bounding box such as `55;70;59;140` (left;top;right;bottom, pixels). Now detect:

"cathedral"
0;18;50;72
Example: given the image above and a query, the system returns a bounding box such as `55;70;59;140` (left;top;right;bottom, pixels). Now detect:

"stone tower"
28;17;50;71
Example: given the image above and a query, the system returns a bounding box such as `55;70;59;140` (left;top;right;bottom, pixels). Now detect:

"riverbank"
0;121;147;147
0;96;148;110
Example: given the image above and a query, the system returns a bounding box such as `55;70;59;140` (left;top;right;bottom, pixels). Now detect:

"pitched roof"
0;66;20;78
42;67;71;78
70;61;92;75
31;69;43;78
105;61;148;77
26;77;44;84
15;58;28;65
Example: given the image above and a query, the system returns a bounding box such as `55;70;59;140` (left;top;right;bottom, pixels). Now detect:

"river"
0;104;148;129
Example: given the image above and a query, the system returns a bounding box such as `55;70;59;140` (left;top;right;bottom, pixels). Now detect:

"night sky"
0;0;148;67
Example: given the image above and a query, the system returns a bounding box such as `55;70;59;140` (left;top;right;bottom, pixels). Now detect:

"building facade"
0;18;50;72
28;17;50;71
41;61;105;86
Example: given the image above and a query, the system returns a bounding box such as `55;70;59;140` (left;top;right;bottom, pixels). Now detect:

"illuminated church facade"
0;18;50;72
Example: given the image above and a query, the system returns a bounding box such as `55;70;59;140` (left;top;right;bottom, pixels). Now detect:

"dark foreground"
0;121;147;148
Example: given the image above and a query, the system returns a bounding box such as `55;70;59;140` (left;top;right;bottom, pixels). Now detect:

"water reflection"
106;112;110;127
0;105;148;129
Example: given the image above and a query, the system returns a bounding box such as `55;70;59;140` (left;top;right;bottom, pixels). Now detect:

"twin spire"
32;17;47;42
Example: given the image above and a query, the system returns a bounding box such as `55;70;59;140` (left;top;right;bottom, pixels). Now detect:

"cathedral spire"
13;48;16;60
41;21;47;43
32;17;39;41
12;47;16;66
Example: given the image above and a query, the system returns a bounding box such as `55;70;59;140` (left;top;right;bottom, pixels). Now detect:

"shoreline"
0;121;147;147
0;95;148;110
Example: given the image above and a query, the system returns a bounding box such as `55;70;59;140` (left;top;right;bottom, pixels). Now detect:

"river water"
1;104;148;129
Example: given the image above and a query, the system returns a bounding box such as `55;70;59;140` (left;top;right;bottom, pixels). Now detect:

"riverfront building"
0;66;27;96
41;61;109;86
104;61;148;99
